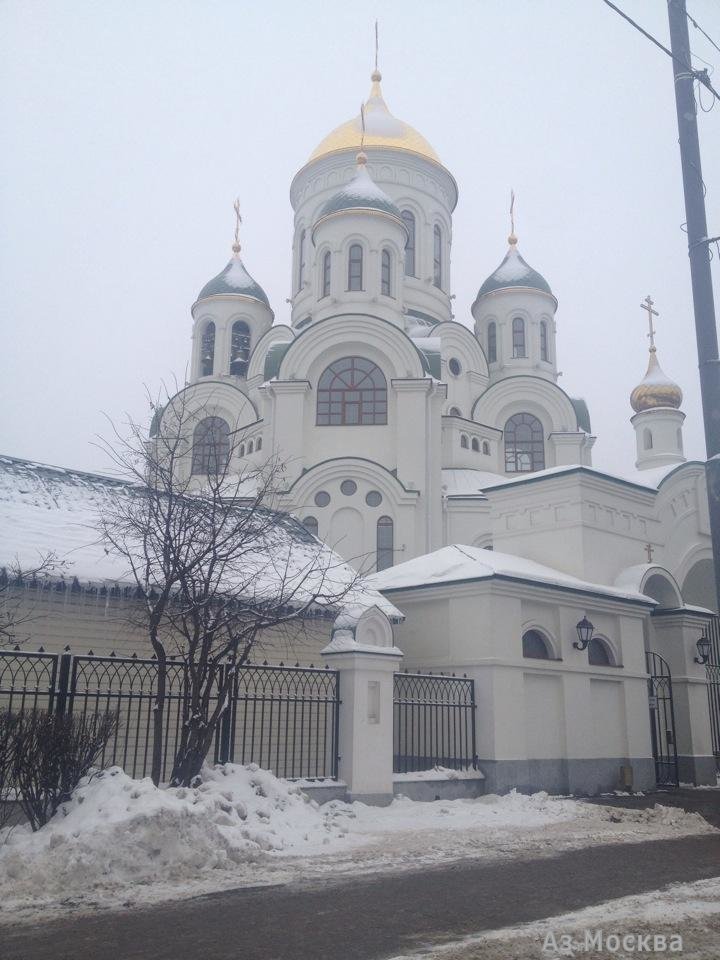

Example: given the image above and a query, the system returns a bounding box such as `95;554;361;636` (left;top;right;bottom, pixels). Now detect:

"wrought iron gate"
646;651;679;787
706;616;720;770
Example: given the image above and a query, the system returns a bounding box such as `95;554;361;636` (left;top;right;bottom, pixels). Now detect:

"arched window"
460;434;469;449
381;248;392;297
644;428;653;450
191;416;230;475
348;244;363;291
247;440;254;454
376;516;394;571
303;516;319;538
488;322;497;363
482;440;490;455
200;322;215;377
433;225;442;289
238;443;245;457
448;406;462;417
297;229;306;291
321;251;331;298
540;320;549;362
471;437;480;452
522;629;552;660
401;210;416;276
504;413;545;473
229;320;251;377
588;637;613;666
512;317;526;358
317;356;387;425
256;436;262;451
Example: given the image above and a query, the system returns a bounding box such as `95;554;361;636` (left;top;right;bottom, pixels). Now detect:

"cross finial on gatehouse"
232;199;242;255
645;543;655;563
640;295;659;352
508;189;517;246
374;20;379;75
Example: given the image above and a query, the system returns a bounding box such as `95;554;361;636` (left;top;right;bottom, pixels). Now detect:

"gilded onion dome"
630;348;683;413
309;71;440;164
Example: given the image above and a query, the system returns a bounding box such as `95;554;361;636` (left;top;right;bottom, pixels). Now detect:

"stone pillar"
321;646;402;804
650;608;715;784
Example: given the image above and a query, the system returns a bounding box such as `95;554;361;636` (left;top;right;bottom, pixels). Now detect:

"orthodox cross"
509;189;517;245
232;199;242;255
640;295;658;351
375;19;379;74
645;543;655;563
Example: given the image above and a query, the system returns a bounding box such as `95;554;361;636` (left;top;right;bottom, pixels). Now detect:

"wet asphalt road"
3;831;720;960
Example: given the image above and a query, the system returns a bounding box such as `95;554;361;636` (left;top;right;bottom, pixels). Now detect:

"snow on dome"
309;73;440;164
474;244;555;304
630;350;683;412
315;161;404;226
196;255;271;308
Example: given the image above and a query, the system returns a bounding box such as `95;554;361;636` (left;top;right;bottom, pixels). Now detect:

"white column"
321;648;402;804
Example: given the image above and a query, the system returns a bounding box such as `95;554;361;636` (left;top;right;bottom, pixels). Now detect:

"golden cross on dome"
640;295;659;352
375;20;379;74
232;199;242;255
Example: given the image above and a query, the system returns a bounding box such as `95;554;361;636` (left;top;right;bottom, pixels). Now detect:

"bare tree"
0;554;63;646
97;387;360;787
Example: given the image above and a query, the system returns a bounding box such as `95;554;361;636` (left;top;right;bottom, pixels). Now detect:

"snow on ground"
390;877;720;959
0;763;715;924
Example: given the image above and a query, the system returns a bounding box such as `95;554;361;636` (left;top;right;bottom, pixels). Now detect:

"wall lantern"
574;616;594;651
694;634;711;665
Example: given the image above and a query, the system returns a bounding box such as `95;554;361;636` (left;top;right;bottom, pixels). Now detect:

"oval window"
340;480;357;496
314;491;331;507
448;358;462;377
365;490;383;507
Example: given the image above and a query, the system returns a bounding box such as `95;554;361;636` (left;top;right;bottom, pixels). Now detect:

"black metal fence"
393;671;477;773
646;650;679;787
706;616;720;770
0;647;340;782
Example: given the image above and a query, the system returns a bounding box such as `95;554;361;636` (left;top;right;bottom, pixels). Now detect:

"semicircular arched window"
504;412;545;473
348;244;363;291
229;320;251;377
401;210;416;276
191;416;230;476
512;317;526;358
522;629;552;660
588;637;613;666
488;322;497;363
321;250;332;298
381;248;392;297
317;357;387;425
376;516;394;571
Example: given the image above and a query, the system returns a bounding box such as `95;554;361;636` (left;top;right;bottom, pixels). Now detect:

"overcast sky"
2;0;719;476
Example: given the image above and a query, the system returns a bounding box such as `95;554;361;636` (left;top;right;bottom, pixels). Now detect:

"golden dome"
630;349;683;413
309;72;440;164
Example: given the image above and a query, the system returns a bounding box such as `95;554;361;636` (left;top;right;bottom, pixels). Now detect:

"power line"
687;8;720;57
601;0;720;102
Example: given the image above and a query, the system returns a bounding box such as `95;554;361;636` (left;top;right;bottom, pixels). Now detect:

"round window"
448;357;462;377
365;490;382;507
314;491;330;507
340;480;357;496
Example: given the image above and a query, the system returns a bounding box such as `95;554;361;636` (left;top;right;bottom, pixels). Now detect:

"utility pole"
667;0;720;613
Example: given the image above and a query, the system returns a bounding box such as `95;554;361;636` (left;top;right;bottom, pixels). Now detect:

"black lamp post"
574;616;594;651
695;634;711;665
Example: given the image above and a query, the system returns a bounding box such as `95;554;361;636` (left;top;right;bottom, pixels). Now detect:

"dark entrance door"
646;651;679;787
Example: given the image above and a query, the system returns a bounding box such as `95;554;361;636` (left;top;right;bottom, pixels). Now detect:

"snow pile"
0;764;346;912
0;766;713;921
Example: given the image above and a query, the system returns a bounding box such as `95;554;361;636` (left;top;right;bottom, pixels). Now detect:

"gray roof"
476;246;554;301
197;256;270;307
317;164;404;224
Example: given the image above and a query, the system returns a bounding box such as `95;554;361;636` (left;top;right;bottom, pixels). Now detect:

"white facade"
149;67;717;793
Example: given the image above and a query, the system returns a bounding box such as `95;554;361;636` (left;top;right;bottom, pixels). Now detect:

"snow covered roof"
441;461;701;495
0;455;402;621
196;255;271;309
630;349;683;413
369;544;654;605
316;161;404;227
474;243;555;304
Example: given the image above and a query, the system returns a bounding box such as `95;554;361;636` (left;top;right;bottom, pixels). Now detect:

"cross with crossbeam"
640;295;659;351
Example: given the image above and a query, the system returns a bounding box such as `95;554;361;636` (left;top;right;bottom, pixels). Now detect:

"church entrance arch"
645;651;679;787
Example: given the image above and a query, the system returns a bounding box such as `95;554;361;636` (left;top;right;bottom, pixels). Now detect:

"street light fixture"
574;616;594;651
695;634;711;665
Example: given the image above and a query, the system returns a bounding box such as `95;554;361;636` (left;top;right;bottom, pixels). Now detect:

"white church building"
3;65;718;800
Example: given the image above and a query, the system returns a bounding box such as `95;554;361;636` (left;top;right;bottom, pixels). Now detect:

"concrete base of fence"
301;782;350;804
393;772;486;803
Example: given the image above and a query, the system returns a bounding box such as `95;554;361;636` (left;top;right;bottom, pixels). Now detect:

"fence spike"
131;652;138;659
279;661;284;666
64;644;71;652
38;646;45;653
310;663;314;668
294;661;299;668
151;654;157;660
13;644;20;651
110;650;116;657
262;659;268;666
87;649;94;656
